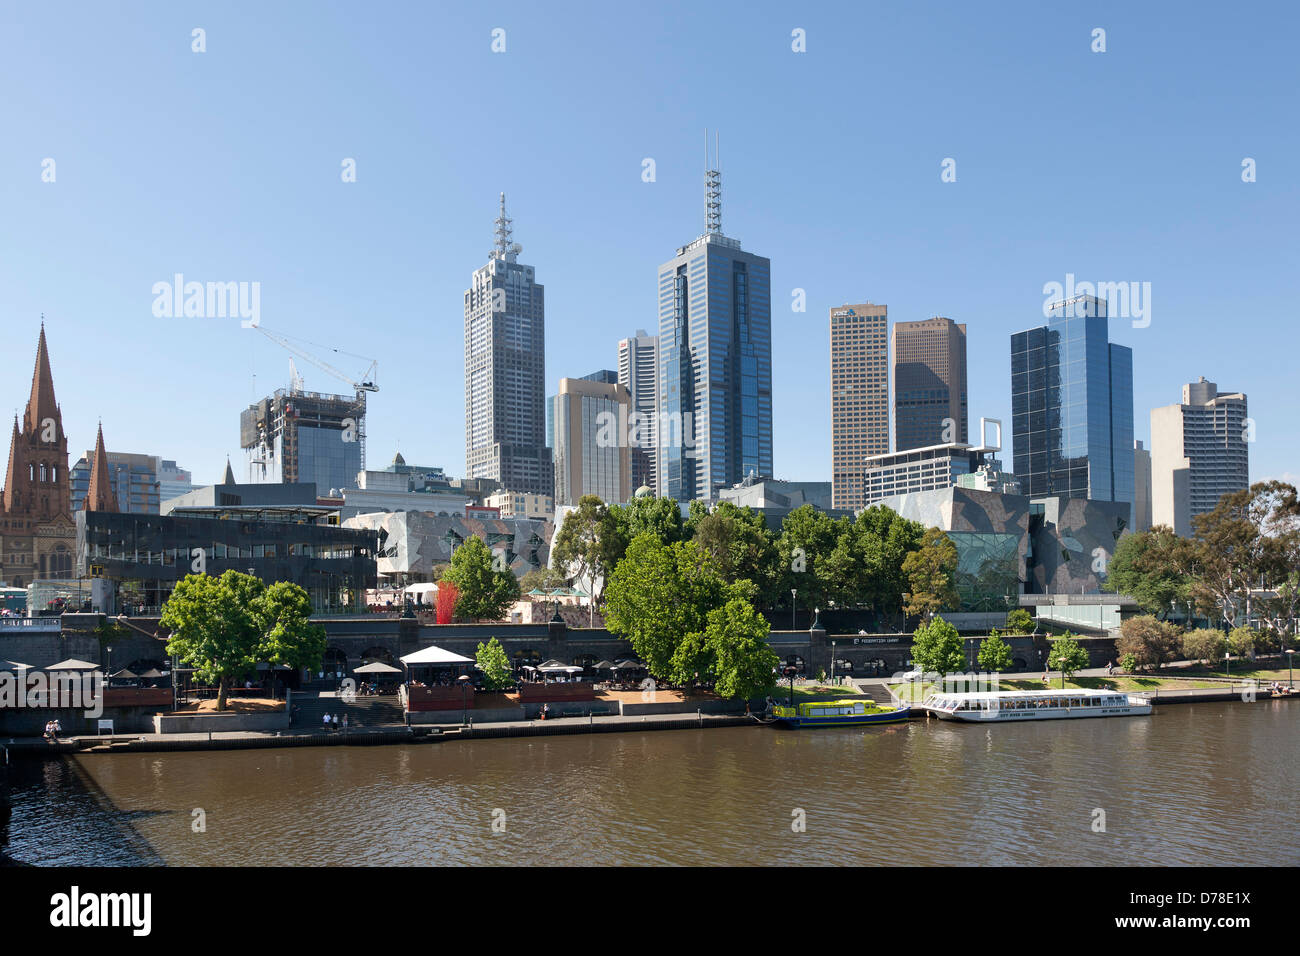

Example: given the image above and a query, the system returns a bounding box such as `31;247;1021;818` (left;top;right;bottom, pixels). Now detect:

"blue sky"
1;1;1296;489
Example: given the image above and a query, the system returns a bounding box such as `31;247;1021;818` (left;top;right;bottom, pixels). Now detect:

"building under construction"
240;387;366;495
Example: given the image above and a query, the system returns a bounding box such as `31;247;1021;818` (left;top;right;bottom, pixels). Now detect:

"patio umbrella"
0;659;31;672
593;660;615;670
540;659;564;668
111;668;138;680
46;658;101;671
138;668;166;679
611;660;644;671
354;662;401;674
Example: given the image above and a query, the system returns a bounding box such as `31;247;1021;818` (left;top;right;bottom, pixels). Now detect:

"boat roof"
925;689;1125;699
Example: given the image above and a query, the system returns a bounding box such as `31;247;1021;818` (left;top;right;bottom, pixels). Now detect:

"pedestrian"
332;713;340;730
323;712;331;730
341;713;349;730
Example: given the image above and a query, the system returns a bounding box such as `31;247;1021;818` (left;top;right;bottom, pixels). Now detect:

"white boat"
923;688;1152;722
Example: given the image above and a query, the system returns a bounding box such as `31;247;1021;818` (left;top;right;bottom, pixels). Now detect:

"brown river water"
3;700;1296;866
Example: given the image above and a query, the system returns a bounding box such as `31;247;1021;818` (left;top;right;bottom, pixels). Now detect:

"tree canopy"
161;570;325;710
910;615;965;676
443;535;520;621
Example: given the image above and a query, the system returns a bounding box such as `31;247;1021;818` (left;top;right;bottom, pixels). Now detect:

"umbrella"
593;660;615;670
354;662;401;674
538;665;583;674
46;658;102;671
611;660;644;671
0;659;31;671
540;659;564;668
138;668;166;679
111;668;138;679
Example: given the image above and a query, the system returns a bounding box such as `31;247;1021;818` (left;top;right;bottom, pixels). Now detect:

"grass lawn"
1177;666;1297;683
777;683;866;700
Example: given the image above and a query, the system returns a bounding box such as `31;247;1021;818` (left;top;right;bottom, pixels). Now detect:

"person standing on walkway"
323;712;332;731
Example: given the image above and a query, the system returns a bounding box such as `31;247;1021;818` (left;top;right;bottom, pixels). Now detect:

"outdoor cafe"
399;644;475;712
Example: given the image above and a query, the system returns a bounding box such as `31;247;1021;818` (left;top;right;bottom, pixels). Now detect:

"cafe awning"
138;668;166;679
0;659;31;671
539;665;583;674
111;668;138;679
400;645;474;666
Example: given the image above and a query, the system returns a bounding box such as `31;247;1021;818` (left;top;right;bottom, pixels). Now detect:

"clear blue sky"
2;1;1296;489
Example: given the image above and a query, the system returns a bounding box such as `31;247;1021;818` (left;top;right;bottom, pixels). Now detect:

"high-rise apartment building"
1010;295;1135;520
552;377;632;506
71;449;163;514
893;316;967;451
464;194;553;496
830;303;889;510
618;330;658;493
1150;378;1248;536
1133;439;1152;532
657;147;772;501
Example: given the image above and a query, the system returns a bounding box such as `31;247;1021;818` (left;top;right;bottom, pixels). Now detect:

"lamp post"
791;589;797;632
830;640;836;686
1287;648;1295;690
106;645;113;683
784;666;797;707
458;673;471;726
1225;650;1231;682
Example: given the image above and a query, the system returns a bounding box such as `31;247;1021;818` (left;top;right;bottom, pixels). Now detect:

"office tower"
72;449;169;514
893;316;967;451
157;459;194;502
240;386;364;495
1010;294;1135;518
657;142;772;500
1150;378;1248;536
618;330;659;493
830;303;889;510
1133;439;1152;532
464;193;553;496
580;369;619;385
552;377;632;506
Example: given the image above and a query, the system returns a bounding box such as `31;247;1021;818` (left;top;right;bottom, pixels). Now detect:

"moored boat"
922;688;1152;722
770;698;911;728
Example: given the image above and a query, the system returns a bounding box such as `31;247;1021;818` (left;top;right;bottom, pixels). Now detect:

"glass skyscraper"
1011;294;1134;517
657;161;772;500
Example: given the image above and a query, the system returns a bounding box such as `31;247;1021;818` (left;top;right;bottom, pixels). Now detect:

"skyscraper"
1150;378;1248;536
892;316;967;451
657;144;772;500
830;302;889;510
552;377;632;506
1010;295;1135;518
464;194;553;496
618;330;658;493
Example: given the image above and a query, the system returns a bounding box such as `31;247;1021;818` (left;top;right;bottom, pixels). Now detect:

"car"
900;668;925;682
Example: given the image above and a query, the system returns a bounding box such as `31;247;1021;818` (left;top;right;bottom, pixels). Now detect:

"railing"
0;617;61;633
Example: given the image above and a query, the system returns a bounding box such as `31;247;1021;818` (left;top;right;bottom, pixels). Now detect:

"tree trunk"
217;678;229;712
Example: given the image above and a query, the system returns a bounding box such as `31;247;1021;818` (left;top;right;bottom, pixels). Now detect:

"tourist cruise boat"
770;698;911;728
922;688;1152;722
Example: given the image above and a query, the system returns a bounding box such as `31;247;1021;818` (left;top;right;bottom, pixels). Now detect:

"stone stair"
289;690;404;730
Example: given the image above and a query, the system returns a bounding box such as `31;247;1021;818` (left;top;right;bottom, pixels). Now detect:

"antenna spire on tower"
705;130;721;235
493;192;516;260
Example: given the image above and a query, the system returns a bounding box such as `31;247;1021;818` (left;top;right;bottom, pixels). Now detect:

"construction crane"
248;325;380;480
251;325;379;394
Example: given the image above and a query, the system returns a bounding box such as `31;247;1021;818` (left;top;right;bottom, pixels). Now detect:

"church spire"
1;415;17;514
84;423;118;513
25;323;61;439
222;457;236;485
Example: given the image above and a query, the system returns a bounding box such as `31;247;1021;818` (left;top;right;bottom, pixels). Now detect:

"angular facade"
830;303;889;510
464;194;553;496
342;510;554;581
879;486;1132;610
1010;295;1134;521
892;316;967;452
657;166;772;501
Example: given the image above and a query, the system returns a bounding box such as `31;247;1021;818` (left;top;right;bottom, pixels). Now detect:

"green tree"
910;615;965;677
1227;626;1257;661
902;528;959;622
518;566;568;593
977;631;1014;673
1105;526;1193;618
444;535;520;622
551;495;612;600
775;505;839;617
1047;633;1090;682
700;598;780;700
1116;615;1181;673
1181;627;1226;665
474;637;513;691
1004;608;1035;634
161;571;325;711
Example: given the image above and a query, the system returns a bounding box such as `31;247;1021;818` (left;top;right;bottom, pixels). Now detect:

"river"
4;701;1296;866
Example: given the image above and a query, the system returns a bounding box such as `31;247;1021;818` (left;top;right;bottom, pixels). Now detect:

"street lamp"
830;640;836;686
1224;650;1231;682
1287;648;1295;690
106;645;113;682
791;589;797;632
458;673;471;726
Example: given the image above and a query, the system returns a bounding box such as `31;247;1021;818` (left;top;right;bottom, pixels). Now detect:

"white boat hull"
934;700;1152;721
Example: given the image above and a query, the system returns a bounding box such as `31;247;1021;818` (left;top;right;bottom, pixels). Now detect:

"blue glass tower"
657;157;772;500
1011;295;1134;519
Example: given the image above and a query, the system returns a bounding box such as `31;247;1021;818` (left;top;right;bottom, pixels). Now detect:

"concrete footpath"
2;710;759;755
